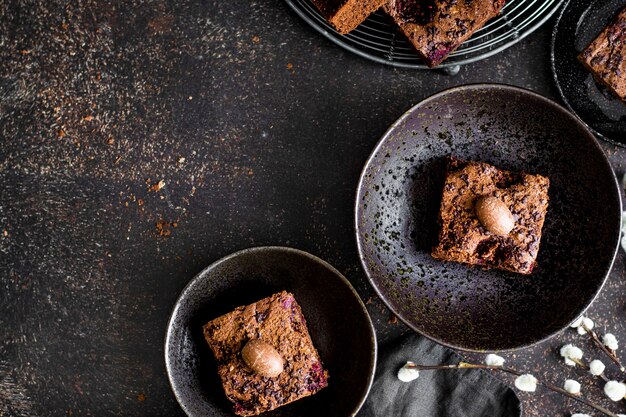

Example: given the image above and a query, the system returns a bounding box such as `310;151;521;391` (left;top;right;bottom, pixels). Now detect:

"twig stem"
582;324;626;373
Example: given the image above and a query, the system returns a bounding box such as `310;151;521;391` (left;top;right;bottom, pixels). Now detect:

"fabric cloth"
360;334;522;417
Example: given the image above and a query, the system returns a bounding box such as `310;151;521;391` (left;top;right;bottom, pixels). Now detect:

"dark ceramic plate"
552;0;626;146
355;84;622;352
165;247;376;417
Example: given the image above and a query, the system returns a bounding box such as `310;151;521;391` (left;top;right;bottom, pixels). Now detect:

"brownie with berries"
202;291;329;416
384;0;506;67
578;5;626;103
310;0;386;34
431;158;550;275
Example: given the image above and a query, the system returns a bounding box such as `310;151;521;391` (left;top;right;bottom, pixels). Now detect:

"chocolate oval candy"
241;339;284;378
475;196;515;236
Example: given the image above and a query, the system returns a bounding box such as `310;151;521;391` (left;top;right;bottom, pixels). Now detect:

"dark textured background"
1;0;625;416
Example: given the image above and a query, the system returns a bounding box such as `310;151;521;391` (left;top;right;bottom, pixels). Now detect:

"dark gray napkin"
360;334;522;417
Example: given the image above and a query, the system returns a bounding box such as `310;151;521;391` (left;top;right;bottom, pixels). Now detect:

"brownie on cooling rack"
203;291;329;416
578;6;626;103
431;158;550;275
384;0;506;67
310;0;386;34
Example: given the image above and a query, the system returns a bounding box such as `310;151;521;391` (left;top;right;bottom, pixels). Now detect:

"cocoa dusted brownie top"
431;158;550;275
578;6;626;103
384;0;506;67
203;291;329;416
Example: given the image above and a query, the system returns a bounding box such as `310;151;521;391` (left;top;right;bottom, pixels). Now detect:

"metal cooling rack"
285;0;566;70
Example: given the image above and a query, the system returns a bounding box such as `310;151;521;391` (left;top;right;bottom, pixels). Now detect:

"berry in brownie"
203;291;329;416
578;6;626;103
431;158;550;275
384;0;506;67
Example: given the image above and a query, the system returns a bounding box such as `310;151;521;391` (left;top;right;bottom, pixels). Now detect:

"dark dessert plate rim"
550;0;626;147
354;83;622;353
164;245;378;417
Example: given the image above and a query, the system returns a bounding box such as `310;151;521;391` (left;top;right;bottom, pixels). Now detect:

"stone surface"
1;0;625;416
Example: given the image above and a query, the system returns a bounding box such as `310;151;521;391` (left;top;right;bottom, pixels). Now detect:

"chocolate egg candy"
241;339;284;378
475;196;515;236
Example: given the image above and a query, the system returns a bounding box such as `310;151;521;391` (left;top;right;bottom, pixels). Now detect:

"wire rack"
285;0;566;70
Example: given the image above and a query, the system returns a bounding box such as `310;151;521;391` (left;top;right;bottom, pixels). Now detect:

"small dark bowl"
355;84;622;352
165;246;376;416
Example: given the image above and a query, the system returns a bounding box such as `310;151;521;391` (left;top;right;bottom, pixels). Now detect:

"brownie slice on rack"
310;0;386;34
384;0;506;67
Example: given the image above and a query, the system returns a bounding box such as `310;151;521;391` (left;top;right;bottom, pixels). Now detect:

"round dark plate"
285;0;566;69
355;84;622;352
552;0;626;146
165;247;376;416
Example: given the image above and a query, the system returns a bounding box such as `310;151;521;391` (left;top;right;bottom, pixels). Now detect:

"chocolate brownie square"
203;291;329;416
431;158;550;274
578;6;626;103
310;0;386;34
384;0;506;67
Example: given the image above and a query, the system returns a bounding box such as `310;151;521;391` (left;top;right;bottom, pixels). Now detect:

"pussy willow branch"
406;362;619;417
581;324;626;373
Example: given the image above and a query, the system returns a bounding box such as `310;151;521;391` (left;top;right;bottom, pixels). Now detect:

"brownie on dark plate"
431;158;550;275
384;0;506;67
203;291;329;416
578;5;626;103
